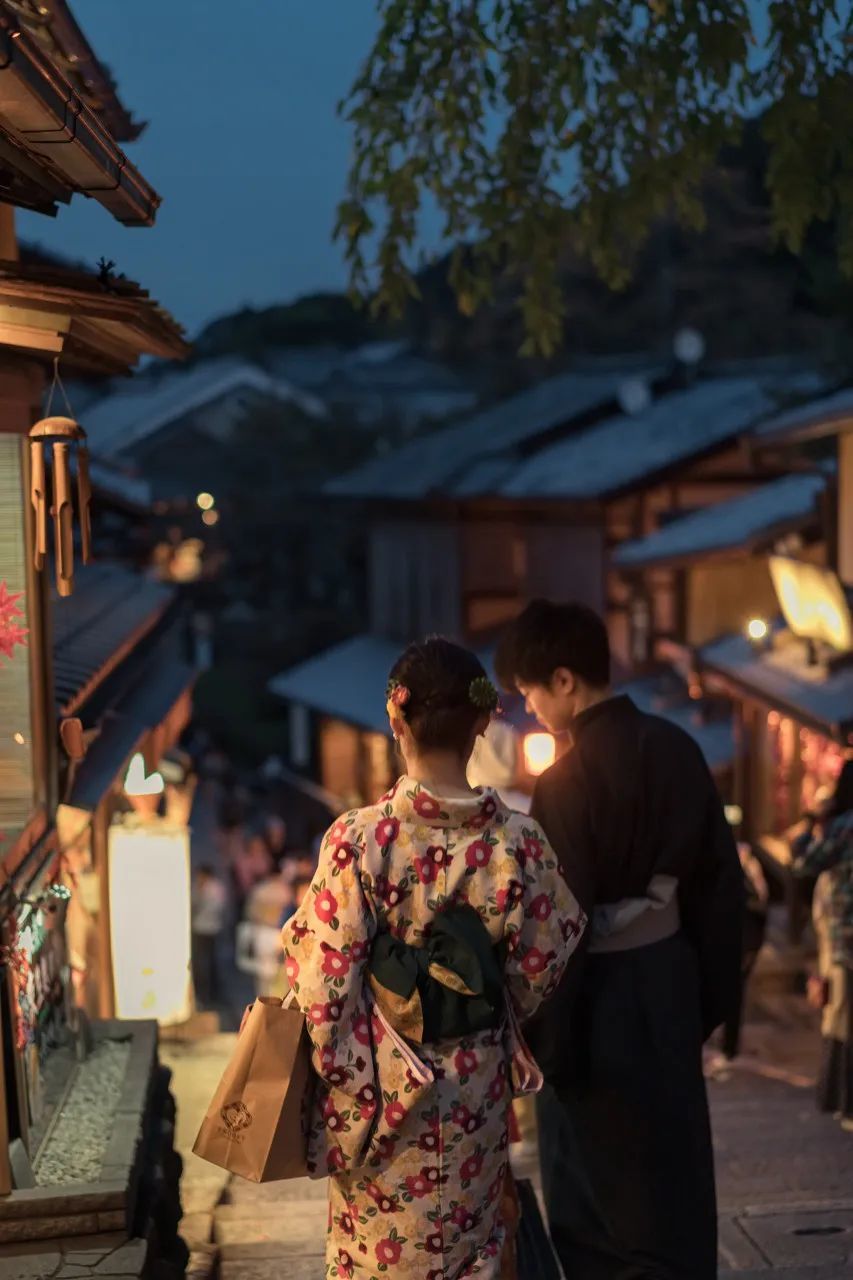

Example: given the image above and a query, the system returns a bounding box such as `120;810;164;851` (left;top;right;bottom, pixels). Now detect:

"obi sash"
368;903;504;1044
588;873;680;954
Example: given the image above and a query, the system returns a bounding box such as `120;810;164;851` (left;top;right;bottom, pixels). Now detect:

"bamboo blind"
0;435;34;858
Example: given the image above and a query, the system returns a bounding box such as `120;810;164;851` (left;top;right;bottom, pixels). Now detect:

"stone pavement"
169;993;853;1278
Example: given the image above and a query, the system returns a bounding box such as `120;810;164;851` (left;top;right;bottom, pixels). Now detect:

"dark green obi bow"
368;904;505;1044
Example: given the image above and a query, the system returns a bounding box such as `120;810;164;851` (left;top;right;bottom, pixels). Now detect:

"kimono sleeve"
501;816;587;1023
281;816;379;1176
792;814;853;878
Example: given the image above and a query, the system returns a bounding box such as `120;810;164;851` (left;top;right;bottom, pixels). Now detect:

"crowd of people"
189;768;325;1016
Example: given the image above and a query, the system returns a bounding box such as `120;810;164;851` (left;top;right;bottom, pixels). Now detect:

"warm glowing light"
724;804;743;827
201;509;219;527
768;711;781;729
124;752;165;797
196;492;215;511
524;732;556;777
109;822;192;1025
746;617;769;642
769;556;853;653
13;732;25;745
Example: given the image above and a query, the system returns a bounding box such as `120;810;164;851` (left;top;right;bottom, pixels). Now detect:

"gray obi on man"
588;874;679;954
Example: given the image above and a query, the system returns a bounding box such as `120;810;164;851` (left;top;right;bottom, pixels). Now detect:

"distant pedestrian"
235;869;296;998
191;865;227;1010
721;843;769;1062
793;807;853;1129
495;599;744;1280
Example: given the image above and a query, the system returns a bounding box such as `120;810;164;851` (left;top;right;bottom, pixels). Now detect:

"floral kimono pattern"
282;776;585;1280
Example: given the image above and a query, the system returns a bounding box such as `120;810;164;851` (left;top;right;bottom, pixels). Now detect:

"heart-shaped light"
124;752;165;797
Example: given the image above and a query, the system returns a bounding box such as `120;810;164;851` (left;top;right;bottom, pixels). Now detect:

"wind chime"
28;360;92;598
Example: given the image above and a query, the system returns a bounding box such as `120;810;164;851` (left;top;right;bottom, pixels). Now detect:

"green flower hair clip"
469;675;499;712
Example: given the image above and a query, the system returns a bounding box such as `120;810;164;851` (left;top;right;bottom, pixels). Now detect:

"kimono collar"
571;694;635;738
382;775;508;830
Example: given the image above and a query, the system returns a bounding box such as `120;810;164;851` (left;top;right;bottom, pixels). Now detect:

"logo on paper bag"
220;1101;253;1138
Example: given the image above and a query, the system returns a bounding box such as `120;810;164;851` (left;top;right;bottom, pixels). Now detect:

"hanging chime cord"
45;355;74;418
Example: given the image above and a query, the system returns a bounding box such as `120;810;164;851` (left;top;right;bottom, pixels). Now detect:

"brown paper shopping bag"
192;995;313;1182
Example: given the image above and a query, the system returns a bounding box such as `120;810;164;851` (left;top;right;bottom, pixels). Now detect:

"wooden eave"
4;0;145;142
0;4;159;225
0;259;188;372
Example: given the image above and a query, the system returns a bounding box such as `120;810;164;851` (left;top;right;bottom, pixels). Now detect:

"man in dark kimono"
496;600;743;1280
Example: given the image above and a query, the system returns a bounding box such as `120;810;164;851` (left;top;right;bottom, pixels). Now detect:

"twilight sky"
18;1;403;338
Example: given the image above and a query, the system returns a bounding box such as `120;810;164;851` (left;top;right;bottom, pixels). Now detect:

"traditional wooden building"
272;362;822;806
0;0;191;1224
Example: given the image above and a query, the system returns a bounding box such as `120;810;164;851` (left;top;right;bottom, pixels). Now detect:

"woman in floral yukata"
282;638;584;1280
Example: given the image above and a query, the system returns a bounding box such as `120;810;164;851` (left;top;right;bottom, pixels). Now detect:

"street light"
196;492;215;511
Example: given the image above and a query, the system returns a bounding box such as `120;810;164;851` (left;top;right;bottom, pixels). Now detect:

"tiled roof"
81;357;327;458
52;563;174;714
614;469;832;569
754;385;853;442
327;365;663;499
329;369;824;502
618;671;734;771
700;630;853;741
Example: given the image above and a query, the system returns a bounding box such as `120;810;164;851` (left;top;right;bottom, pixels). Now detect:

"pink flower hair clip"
386;679;411;709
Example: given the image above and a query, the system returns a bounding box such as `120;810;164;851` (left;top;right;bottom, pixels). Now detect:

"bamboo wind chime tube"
28;414;90;597
29;438;48;571
52;440;74;597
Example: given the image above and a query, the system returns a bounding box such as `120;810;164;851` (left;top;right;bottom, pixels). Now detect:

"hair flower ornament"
469;676;499;712
386;678;411;708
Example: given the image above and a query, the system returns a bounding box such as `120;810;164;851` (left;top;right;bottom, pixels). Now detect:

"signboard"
769;556;853;654
108;820;192;1026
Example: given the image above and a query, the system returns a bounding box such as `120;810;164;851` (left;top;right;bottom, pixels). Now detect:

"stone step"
214;1201;328;1260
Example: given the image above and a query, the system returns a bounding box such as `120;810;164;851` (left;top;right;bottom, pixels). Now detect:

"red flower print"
418;1129;441;1153
487;1068;507;1103
521;946;549;976
331;842;356;871
285;956;299;984
324;1108;344;1133
357;1083;378;1107
327;1147;346;1173
376;875;407;908
308;1002;328;1025
521;835;544;864
450;1103;471;1128
460;1150;484;1182
528;893;553;922
385;1099;406;1129
454;1048;478;1076
371;1012;386;1045
470;795;498;828
350;939;368;962
414;856;437;885
326;999;344;1022
376;1238;403;1265
413;790;443;819
315;888;338;924
373;1233;399;1264
372;1134;398;1162
427;844;449;866
353;1013;371;1046
339;1212;356;1237
330;820;349;842
326;1067;348;1087
425;1232;444;1255
404;1173;431;1198
291;919;309;940
375;817;400;847
319;1045;336;1071
465;839;493;870
464;1110;484;1134
496;881;524;913
427;1270;445;1280
321;947;351;979
423;1165;441;1185
451;1206;478;1232
336;1249;354;1278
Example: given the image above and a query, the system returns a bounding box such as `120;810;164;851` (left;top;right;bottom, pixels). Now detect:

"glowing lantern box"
108;818;192;1026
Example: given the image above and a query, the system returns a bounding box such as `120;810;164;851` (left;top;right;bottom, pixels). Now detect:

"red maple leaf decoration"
0;580;28;664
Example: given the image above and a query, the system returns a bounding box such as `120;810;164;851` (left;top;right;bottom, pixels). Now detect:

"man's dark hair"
494;599;611;691
388;636;490;753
